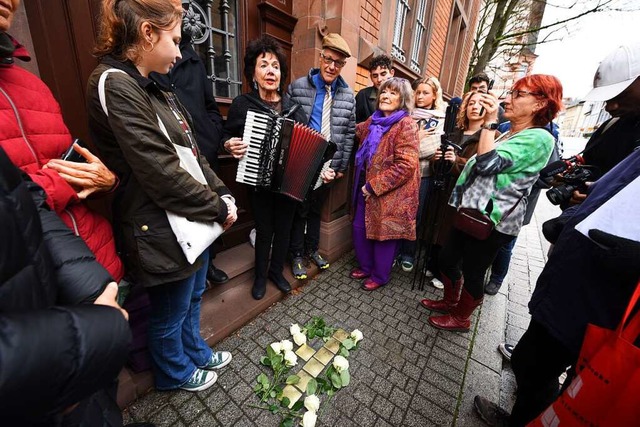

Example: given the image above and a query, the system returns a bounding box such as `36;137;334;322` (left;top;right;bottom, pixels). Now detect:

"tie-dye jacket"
449;128;554;236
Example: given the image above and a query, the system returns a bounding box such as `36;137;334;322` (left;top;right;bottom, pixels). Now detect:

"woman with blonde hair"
87;0;236;392
397;76;447;273
349;77;420;290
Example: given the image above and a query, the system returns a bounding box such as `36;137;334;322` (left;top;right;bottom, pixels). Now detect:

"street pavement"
124;198;561;426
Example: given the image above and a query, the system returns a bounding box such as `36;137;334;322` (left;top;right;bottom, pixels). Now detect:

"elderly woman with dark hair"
223;35;308;300
349;77;420;291
421;74;563;332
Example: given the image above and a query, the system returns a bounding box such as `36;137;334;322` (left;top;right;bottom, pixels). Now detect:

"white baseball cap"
584;43;640;101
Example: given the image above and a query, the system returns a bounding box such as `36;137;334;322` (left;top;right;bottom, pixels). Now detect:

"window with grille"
391;0;433;75
182;0;241;98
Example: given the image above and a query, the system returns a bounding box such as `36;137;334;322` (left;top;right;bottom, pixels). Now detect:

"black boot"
252;277;267;300
268;270;292;293
207;263;229;284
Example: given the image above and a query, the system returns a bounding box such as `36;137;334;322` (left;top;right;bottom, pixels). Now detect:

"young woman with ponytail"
87;0;236;392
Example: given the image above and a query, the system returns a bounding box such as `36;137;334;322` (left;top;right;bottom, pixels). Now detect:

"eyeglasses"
507;89;543;99
320;53;346;68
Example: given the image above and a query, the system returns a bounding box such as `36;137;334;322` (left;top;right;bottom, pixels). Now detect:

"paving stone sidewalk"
124;201;560;427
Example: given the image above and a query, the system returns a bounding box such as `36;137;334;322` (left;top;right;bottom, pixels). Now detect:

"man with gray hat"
287;33;356;280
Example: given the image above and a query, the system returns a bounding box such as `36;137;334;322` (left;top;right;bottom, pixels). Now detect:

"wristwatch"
482;122;499;130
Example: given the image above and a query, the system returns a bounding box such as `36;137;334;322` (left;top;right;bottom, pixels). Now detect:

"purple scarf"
356;109;408;168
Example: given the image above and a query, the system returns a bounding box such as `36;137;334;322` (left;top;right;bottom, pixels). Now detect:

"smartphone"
426;118;439;130
479;79;495;115
61;138;87;163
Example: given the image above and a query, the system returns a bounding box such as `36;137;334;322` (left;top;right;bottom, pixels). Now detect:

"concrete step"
116;242;325;407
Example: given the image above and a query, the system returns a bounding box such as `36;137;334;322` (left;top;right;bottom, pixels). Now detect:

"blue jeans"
490;238;517;285
147;252;213;390
399;176;431;262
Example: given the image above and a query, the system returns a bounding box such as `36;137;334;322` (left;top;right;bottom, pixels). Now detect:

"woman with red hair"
420;74;563;331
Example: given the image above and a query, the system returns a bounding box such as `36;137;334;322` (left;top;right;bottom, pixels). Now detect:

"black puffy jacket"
0;148;131;424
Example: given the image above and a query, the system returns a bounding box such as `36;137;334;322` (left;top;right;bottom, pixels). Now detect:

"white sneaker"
431;277;444;289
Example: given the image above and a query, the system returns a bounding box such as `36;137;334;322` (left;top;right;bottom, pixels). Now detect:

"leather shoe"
349;268;370;279
268;272;292;293
361;278;385;291
207;264;229;284
252;277;267;300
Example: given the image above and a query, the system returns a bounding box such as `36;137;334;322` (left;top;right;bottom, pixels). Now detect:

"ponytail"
94;0;181;62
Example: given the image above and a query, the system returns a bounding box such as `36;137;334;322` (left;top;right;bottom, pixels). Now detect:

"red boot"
428;289;483;332
420;274;463;313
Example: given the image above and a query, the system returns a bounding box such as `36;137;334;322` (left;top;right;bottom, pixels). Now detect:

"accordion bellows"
237;110;336;202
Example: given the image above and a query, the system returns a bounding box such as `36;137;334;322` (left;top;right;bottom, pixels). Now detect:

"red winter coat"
0;36;124;282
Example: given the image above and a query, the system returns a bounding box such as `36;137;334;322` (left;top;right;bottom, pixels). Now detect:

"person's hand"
94;282;128;320
222;198;238;230
321;168;336;183
45;143;116;199
418;129;432;141
443;146;456;162
335;172;344;180
569;182;592;205
224;137;249;159
361;185;372;201
434;147;443;161
589;229;640;283
479;92;499;124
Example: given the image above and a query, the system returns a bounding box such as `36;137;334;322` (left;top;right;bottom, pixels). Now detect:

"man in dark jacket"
355;54;394;123
150;23;229;285
286;33;356;279
0;147;131;425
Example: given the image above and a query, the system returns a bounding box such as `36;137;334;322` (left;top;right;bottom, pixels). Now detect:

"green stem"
261;369;280;402
247;404;303;418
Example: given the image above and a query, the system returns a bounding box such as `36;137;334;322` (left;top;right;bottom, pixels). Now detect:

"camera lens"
546;184;577;205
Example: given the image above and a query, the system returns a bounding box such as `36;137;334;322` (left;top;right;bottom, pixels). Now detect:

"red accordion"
236;110;336;202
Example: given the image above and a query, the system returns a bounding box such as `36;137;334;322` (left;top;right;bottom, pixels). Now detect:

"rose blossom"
304;394;320;412
293;332;307;346
332;355;349;372
290;323;302;336
283;350;298;367
280;339;293;352
269;342;283;354
350;329;363;344
302;410;317;427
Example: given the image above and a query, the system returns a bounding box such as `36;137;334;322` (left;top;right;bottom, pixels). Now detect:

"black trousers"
509;319;576;426
251;189;297;280
438;227;515;299
290;186;328;256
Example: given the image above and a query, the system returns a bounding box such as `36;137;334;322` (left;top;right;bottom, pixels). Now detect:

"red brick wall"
453;1;481;95
356;65;370;92
426;0;454;79
360;0;383;45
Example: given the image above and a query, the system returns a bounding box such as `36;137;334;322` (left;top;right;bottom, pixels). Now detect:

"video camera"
432;98;462;189
545;163;600;205
539;154;585;185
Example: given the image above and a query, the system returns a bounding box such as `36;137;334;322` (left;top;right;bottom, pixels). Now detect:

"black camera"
539;154;585;185
546;165;599;205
